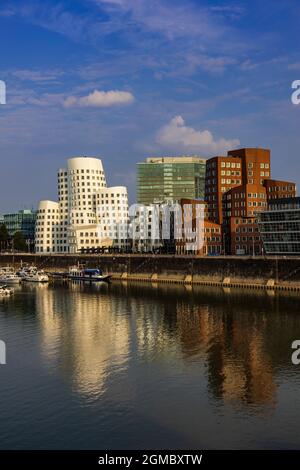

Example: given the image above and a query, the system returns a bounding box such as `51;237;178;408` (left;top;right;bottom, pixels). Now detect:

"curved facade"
35;157;128;253
35;200;60;253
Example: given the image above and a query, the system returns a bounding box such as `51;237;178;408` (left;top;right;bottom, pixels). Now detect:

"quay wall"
1;254;300;290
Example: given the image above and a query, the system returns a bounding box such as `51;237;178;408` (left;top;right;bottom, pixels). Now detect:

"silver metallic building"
258;197;300;254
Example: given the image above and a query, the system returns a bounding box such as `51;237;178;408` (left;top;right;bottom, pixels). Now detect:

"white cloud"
13;69;65;83
63;89;135;108
96;0;225;40
156;115;240;154
186;54;236;74
288;62;300;71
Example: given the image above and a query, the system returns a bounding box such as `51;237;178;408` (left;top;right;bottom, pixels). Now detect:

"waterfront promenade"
1;253;300;291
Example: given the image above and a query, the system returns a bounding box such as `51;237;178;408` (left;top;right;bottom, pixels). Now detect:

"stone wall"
1;254;300;284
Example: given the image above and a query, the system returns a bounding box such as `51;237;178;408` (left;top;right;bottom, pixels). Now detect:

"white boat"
16;266;38;278
0;267;14;276
0;273;21;285
68;266;111;282
22;271;49;283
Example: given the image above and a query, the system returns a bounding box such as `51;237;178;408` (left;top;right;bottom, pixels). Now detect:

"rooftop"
142;156;206;164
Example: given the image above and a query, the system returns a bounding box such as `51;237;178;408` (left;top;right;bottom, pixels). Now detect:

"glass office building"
258;197;300;254
3;209;37;241
137;156;206;205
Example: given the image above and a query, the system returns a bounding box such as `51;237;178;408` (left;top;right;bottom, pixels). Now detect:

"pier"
1;253;300;291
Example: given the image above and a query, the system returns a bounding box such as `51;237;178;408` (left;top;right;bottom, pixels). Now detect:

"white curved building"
35;157;129;253
35;200;60;253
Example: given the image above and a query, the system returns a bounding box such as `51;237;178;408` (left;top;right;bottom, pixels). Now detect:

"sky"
0;0;300;212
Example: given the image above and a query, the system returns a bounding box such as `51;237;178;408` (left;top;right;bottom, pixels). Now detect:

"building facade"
35;157;129;253
258;197;300;255
205;148;296;255
137;156;206;205
129;199;222;255
3;209;36;240
176;199;222;255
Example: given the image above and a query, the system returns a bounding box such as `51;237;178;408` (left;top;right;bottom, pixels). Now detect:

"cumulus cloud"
156;116;240;154
63;89;135;108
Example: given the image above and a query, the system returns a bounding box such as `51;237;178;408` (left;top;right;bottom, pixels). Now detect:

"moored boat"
16;265;38;278
68;266;111;282
22;271;49;283
0;273;21;285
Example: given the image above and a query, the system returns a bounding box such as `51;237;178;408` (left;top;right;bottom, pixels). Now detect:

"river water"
0;281;300;449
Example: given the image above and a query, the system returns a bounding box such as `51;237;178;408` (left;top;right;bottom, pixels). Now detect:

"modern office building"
258;197;300;255
3;209;36;241
129;199;222;255
35;157;129;253
205;148;296;255
137;156;206;205
129;204;162;253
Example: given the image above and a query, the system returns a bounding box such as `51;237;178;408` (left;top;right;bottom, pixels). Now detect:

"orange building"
205;148;296;255
205;154;243;225
176;198;222;255
264;179;296;200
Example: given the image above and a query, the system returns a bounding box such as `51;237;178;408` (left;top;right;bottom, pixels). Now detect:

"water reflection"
32;282;300;411
2;281;300;448
36;283;130;399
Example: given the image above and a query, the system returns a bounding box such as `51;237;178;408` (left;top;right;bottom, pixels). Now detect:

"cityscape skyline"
1;147;294;256
0;143;297;214
1;0;300;458
1;0;300;212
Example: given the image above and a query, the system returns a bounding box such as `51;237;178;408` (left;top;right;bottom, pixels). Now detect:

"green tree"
0;224;10;251
0;224;9;241
13;231;27;252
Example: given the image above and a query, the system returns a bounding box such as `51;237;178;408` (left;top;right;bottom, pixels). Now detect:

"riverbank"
1;253;300;291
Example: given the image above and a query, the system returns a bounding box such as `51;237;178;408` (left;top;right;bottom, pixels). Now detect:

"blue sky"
0;0;300;211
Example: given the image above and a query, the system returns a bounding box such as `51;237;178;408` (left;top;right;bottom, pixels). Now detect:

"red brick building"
264;179;296;200
205;148;296;255
176;199;222;255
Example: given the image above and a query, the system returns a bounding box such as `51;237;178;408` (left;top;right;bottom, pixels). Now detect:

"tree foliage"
13;231;27;251
0;224;9;242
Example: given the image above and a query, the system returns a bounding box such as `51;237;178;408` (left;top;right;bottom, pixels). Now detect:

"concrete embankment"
1;253;300;292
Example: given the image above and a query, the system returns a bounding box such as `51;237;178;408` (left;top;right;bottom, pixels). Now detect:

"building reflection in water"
35;283;130;399
175;289;277;410
32;281;300;410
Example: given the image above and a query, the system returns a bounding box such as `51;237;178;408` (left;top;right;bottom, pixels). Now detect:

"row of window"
268;186;294;192
58;169;104;175
235;236;260;242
